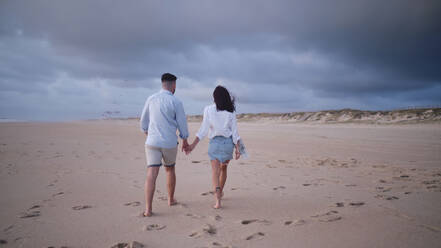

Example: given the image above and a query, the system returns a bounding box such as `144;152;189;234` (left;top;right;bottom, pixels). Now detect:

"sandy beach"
0;120;440;248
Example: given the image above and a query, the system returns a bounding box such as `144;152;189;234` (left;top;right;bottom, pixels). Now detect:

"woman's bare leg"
219;160;229;198
211;160;222;209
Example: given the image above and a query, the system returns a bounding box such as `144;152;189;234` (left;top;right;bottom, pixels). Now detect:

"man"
140;73;189;217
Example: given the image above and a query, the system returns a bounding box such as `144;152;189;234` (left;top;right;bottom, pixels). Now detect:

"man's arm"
140;99;150;134
175;100;189;140
175;100;189;152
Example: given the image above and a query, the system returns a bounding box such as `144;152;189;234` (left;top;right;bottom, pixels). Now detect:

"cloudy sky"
1;0;440;121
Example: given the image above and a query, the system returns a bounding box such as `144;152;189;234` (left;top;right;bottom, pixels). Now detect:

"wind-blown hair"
213;85;235;113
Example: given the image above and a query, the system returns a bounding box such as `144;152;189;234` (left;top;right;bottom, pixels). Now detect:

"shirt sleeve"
140;98;150;133
175;100;189;140
196;106;210;141
231;112;240;145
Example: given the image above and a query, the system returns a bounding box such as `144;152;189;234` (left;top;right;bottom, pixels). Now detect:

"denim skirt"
208;136;234;163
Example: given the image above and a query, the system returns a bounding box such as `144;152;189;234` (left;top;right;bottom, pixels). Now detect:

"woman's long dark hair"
213;85;235;113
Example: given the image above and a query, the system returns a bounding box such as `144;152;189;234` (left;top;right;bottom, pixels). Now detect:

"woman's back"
196;104;240;145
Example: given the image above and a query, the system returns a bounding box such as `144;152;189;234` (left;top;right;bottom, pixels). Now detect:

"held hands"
181;139;194;155
182;139;190;154
182;137;199;155
187;142;196;155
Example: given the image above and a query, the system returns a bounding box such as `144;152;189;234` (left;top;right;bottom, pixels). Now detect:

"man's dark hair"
161;73;177;82
213;85;235;113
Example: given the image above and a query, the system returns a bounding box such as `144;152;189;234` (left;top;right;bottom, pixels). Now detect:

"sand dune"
188;108;441;124
0;120;440;247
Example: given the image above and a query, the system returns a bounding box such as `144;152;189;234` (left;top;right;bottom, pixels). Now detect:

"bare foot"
168;198;177;206
213;193;222;209
213;202;221;209
143;211;153;217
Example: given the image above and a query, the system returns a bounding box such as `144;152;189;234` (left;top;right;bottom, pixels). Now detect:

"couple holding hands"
140;73;243;217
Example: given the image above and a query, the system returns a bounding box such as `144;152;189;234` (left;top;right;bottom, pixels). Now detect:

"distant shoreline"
1;108;440;124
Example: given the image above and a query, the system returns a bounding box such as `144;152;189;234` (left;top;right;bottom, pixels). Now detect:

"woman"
188;85;241;209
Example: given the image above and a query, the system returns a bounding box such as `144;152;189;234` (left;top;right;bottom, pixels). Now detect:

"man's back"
140;89;189;149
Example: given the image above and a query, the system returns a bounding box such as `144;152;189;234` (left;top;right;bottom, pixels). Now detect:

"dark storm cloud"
0;0;440;120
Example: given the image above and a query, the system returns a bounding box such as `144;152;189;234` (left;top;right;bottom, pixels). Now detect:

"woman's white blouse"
196;104;240;144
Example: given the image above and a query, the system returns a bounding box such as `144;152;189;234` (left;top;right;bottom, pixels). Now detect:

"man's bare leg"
165;166;177;206
144;166;160;217
211;160;222;209
219;161;229;198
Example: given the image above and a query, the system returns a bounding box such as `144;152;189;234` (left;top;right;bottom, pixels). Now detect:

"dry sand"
0;120;440;247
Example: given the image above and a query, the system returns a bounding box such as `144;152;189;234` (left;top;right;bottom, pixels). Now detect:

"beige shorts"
145;145;177;167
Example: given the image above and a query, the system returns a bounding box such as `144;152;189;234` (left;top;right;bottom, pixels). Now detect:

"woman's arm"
188;106;209;154
195;106;210;141
188;137;200;153
231;113;240;145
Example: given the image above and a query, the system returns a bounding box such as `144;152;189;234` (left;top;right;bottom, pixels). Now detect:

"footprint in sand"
292;219;307;226
211;241;230;247
19;210;41;218
241;219;258;225
3;225;13;233
52;192;64;197
28;205;40;210
212;215;222;221
375;194;399;200
245;232;265;240
157;196;168;201
203;224;217;235
349;201;365;207
378;179;393;184
111;241;145;248
186;213;205;219
419;224;441;233
392;175;412;181
201;191;214;196
72;205;92;210
190;224;217;238
143;224;166;231
319;216;342;222
422;179;439;185
241;219;271;225
124;201;141;207
272;186;286;190
188;232;200;238
427;185;439;190
19;205;42;218
311;210;339;218
311;210;342;222
335;202;345;207
376;186;392;192
345;184;357;187
47;179;58;187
